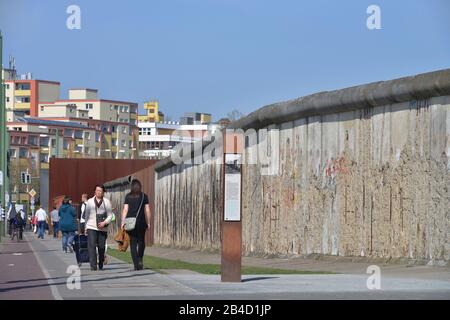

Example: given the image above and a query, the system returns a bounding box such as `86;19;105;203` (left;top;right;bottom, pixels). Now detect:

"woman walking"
84;185;113;271
59;196;77;253
121;179;151;271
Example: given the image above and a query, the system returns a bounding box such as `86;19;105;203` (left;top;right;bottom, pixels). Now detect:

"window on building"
85;103;93;110
51;139;56;147
16;83;31;90
9;149;17;158
111;125;116;133
121;140;126;147
63;139;70;150
84;132;91;140
114;105;118;110
122;126;127;134
111;152;117;159
6;84;10;90
40;137;49;147
6;97;9;102
112;138;117;146
19;148;28;158
64;129;74;137
40;153;49;163
85;147;91;154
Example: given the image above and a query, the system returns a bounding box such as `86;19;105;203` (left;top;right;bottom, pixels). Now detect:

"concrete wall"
155;159;223;250
240;96;450;262
153;69;450;262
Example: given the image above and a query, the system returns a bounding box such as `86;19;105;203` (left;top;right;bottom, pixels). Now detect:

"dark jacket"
58;204;77;232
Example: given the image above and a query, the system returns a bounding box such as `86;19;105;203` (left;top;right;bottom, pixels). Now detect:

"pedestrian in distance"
79;194;88;234
59;196;77;253
121;179;151;271
84;185;113;271
50;206;60;238
35;206;48;239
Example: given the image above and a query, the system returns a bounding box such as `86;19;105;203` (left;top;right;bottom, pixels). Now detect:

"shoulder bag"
124;193;144;232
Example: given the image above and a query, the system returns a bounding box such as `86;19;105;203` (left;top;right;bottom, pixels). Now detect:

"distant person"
121;179;151;271
50;206;60;238
35;206;48;239
19;209;27;231
59;196;77;253
79;194;88;234
31;214;37;233
7;203;17;236
84;185;113;271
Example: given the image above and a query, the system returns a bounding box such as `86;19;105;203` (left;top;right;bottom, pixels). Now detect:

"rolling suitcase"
73;234;89;266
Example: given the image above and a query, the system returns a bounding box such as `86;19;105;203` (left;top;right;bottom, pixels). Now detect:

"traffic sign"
29;189;37;198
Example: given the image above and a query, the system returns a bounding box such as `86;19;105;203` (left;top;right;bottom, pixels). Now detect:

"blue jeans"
62;231;75;252
53;222;59;238
37;221;46;239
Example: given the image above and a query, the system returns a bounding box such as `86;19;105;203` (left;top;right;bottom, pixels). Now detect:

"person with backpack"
12;211;24;240
7;203;17;236
59;196;77;253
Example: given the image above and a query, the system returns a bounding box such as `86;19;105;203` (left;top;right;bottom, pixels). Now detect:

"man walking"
84;185;113;271
50;206;59;238
35;206;48;239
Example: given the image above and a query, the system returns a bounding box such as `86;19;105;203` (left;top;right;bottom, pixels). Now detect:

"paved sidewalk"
1;232;449;299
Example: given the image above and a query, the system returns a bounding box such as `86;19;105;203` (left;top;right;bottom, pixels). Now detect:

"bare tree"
227;109;245;122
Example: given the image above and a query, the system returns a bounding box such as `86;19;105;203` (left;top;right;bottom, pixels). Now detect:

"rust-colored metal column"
221;131;244;282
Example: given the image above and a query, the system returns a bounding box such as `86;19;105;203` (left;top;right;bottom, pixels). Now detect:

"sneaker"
68;246;74;253
98;263;104;270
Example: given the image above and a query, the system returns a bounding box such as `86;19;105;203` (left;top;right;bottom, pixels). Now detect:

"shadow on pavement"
241;276;279;283
0;270;157;293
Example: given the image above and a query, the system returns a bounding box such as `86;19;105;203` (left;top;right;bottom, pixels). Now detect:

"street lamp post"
0;30;9;238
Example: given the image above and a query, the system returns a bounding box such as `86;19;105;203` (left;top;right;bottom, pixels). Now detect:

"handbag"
95;201;107;226
124;193;144;231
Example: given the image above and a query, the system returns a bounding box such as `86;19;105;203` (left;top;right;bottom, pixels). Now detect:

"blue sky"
1;0;449;121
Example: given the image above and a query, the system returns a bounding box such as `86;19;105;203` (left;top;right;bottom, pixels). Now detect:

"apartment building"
7;117;96;203
180;112;212;125
138;121;222;159
138;101;165;123
38;89;139;159
5;77;60;119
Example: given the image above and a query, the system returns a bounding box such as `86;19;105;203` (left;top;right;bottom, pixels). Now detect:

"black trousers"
129;229;146;268
87;229;107;269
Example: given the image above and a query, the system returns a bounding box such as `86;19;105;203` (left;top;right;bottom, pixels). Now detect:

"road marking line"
25;233;63;300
